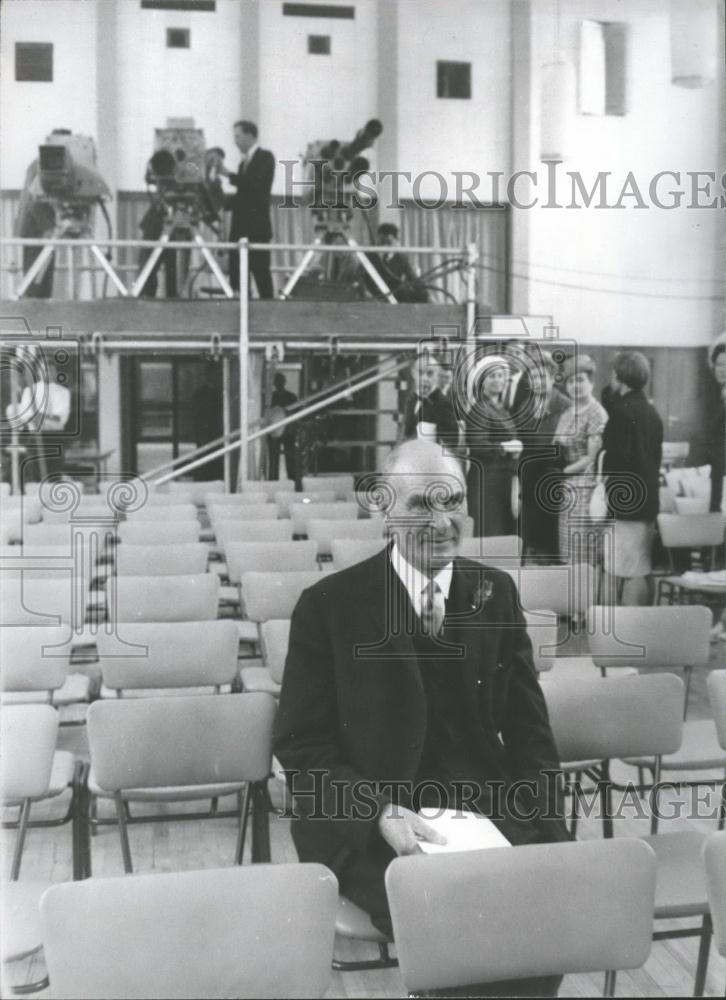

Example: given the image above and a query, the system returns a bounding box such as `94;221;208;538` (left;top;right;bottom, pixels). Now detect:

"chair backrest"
0;572;85;629
586;605;711;670
113;543;209;577
225;541;318;585
543;673;684;762
215;519;294;548
331;538;388;570
96;620;239;693
2;703;59;800
40;862;337;999
302;474;355;500
125;504;198;523
248;479;295;499
277;492;337;519
166;479;225;505
87;693;275;790
41;504;111;525
118;521;199;546
1;626;69;694
1;494;43;523
260;619;291;684
503;564;598;617
704;832;726;959
23;522;117;551
107;574;220;623
206;492;270;507
211;504;278;526
306;517;384;557
290;502;359;536
707;670;726;750
657;513;725;548
458;535;523;562
673;497;710;516
145;490;193;506
241;570;322;622
522;610;559;673
385;838;656;992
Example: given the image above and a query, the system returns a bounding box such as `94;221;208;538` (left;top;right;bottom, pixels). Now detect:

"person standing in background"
601;351;663;606
401;359;458;446
220;120;275;298
266;372;299;486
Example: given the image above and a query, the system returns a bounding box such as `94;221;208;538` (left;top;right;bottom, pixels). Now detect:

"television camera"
280;119;395;301
144;124;224;230
15;129;112;297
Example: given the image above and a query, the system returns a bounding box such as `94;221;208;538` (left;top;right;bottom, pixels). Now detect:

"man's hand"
378;804;447;856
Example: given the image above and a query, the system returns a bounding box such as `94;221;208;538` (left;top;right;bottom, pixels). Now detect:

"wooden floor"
4;639;726;999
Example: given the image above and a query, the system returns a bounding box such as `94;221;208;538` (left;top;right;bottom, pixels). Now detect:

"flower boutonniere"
470;578;494;611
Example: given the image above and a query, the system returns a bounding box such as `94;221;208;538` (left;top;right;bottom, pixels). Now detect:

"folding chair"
239;619;291;697
458;534;523;565
106;573;220;623
1;704;84;993
113;542;209;576
386;839;656;996
657;513;726;603
118;520;199;546
124;503;198;523
302;474;355;500
247;478;295;500
331;538;389;571
96;620;239;698
306;517;384;561
166;478;225;505
276;491;337;519
215;518;293;550
544;673;714;995
290;502;360;537
707;670;726;828
703;832;726;982
0;571;88;631
40;863;338;999
241;570;323;625
1;624;91;715
503;563;599;619
86;693;276;873
206;491;270;508
225;540;318;619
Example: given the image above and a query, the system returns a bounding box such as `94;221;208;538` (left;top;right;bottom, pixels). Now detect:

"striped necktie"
420;579;445;636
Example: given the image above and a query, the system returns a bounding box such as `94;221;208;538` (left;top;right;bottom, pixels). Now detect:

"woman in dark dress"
464;355;522;537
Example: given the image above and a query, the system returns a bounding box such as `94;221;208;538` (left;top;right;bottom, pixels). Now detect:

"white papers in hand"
417;808;511;854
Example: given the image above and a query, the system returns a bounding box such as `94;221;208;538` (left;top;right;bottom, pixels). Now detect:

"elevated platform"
0;298;467;344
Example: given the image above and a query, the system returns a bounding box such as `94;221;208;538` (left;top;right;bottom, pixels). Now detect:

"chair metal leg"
603;969;616;997
71;760;84;880
599;761;613;839
568;771;582;837
10;799;32;881
235;785;251;865
683;665;693;720
693;913;712;997
250;781;271;863
114;791;133;874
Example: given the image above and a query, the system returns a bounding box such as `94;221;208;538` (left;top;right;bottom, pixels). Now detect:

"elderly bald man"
275;440;568;996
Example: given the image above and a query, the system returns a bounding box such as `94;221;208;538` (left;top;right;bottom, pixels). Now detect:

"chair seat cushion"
1;881;49;962
624;720;726;772
219;585;239;605
642;831;709;918
335;895;390;943
88;767;244;801
240;666;281;696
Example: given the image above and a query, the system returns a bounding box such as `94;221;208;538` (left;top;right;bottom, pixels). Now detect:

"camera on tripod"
145;122;223;229
303;118;383;213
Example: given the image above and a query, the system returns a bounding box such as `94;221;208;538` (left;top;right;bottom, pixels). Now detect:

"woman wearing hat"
463;354;522;536
552;354;608;562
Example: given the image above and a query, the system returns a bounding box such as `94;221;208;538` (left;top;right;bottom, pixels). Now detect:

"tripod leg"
130;235;171;298
278;240;323;300
195;235;234;298
16;245;56;298
90;245;128;296
348;237;398;303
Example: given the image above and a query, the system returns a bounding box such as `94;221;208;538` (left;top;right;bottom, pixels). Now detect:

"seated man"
275;439;569;997
364;223;429;303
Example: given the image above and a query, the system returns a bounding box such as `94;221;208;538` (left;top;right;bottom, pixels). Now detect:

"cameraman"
363;223;429;303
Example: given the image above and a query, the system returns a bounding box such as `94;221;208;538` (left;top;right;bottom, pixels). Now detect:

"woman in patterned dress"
553;355;608;562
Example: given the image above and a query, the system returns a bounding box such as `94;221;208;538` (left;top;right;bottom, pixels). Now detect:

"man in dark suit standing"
220;120;275;298
275;439;569;997
402;360;459;445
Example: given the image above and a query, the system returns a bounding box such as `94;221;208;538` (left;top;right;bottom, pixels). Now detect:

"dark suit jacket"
403;388;459;444
708;389;725;513
274;548;569;885
602;389;663;522
228;147;275;242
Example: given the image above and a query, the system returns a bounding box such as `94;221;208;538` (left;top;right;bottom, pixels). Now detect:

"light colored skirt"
558;475;602;564
602;520;655;578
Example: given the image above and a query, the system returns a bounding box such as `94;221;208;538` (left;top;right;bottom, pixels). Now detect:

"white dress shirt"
390;542;453;618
